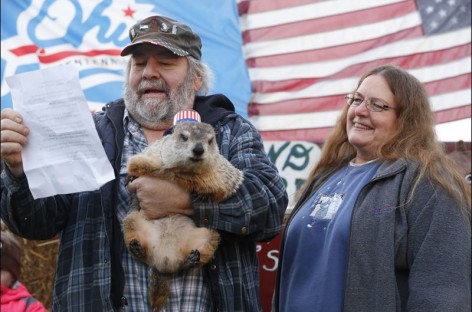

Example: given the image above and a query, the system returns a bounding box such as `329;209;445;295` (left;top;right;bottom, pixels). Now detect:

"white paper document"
6;65;115;199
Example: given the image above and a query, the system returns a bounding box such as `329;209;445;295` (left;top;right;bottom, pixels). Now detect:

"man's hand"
0;109;29;177
127;176;193;219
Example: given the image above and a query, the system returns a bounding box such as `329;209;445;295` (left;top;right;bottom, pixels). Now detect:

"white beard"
124;75;196;129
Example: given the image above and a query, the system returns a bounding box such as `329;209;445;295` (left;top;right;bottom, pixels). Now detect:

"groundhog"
122;120;243;310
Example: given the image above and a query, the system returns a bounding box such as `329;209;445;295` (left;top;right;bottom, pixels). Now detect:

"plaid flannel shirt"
0;95;288;312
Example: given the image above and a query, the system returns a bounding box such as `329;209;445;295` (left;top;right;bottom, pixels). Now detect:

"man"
0;15;287;311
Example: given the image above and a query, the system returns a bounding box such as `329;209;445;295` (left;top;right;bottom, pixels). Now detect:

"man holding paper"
1;15;288;312
3;64;116;199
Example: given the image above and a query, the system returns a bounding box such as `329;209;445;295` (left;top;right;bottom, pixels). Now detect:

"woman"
1;231;47;312
274;64;471;312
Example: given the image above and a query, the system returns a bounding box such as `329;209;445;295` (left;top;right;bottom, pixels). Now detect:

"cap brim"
120;39;190;57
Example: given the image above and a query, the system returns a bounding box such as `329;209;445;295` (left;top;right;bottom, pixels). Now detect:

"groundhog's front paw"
128;239;147;260
127;155;160;177
183;250;201;268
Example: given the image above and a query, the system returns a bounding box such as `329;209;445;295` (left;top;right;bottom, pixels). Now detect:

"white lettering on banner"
256;240;280;272
257;244;280;272
263;250;279;272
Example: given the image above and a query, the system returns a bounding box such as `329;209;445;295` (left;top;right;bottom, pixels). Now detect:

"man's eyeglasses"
345;93;396;112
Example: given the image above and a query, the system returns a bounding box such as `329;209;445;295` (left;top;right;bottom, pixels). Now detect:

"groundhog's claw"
128;239;146;260
184;249;201;268
125;175;137;186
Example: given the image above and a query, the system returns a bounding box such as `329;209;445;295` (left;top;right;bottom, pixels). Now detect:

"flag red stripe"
238;0;325;16
249;73;471;117
37;49;121;64
246;26;423;68
249;95;345;116
249;44;471;94
242;1;416;43
434;105;472;124
425;73;471;96
259;127;334;143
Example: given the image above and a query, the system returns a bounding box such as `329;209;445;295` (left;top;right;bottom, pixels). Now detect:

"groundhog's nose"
193;143;204;157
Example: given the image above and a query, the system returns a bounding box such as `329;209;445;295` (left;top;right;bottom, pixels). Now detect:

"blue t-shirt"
279;160;380;312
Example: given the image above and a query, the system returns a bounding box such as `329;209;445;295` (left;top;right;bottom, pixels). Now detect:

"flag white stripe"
249;89;471;131
243;11;421;58
248;27;471;82
408;58;471;84
430;89;471;111
239;0;407;31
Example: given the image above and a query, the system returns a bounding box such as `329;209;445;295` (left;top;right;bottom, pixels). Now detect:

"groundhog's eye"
208;138;214;145
180;134;188;142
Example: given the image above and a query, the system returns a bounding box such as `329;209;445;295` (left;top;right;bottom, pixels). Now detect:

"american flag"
238;0;471;143
1;1;470;143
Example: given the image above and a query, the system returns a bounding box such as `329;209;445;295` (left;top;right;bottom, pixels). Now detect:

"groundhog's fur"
122;121;243;310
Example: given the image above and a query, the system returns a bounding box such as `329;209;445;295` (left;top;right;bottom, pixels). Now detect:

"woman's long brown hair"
296;64;471;215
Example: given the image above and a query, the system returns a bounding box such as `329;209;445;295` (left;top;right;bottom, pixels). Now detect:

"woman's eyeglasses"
345;93;396;112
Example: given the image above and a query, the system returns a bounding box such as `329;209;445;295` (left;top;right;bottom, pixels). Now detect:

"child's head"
1;231;21;287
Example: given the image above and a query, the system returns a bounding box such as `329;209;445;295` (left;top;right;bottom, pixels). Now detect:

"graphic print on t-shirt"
309;193;344;220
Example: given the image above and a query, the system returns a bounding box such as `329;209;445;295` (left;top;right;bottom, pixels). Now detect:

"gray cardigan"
275;158;471;312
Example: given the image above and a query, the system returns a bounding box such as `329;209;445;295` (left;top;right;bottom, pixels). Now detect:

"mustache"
137;79;170;96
